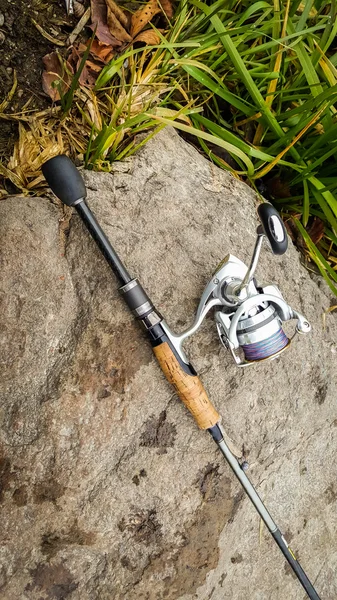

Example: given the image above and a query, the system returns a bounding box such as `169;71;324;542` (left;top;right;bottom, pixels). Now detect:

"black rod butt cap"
42;155;86;206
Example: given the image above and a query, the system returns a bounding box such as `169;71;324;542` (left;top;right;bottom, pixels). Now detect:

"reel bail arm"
236;232;264;298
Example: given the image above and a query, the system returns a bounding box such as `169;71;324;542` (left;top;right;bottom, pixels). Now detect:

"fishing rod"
42;155;320;600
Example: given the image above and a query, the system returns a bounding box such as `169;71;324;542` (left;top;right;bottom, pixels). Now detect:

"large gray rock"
1;128;337;600
0;198;79;446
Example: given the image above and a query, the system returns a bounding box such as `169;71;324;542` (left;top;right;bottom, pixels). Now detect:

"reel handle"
257;203;288;255
42;155;87;206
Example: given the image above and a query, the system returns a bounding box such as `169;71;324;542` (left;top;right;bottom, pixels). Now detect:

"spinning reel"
163;204;311;367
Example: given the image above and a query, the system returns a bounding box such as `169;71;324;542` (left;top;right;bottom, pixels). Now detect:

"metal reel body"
205;255;292;367
162;204;311;368
163;254;310;368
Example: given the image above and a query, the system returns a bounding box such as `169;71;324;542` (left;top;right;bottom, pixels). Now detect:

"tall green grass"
92;0;337;291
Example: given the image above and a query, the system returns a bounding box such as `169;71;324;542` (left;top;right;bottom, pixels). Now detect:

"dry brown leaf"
67;45;100;88
107;8;132;42
68;44;84;70
79;63;99;87
285;214;325;250
90;0;122;46
284;214;303;247
67;42;110;87
306;217;325;245
90;39;114;63
42;71;62;102
131;0;161;38
42;52;73;102
105;0;129;28
158;0;173;19
133;29;161;45
85;60;103;73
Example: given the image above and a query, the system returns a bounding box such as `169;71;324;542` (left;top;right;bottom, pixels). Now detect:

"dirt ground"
0;0;74;161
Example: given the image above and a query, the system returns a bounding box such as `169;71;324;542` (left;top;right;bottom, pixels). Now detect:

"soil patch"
0;0;73;160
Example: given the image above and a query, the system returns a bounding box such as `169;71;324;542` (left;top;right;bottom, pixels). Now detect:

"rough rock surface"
1;128;337;600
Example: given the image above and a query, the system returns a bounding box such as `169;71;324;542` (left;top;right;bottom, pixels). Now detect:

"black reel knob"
42;155;86;206
257;203;288;255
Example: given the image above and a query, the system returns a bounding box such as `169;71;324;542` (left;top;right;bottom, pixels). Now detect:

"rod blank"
76;201;132;285
212;425;321;600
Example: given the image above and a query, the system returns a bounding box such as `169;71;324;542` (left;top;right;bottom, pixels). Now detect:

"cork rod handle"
153;342;220;429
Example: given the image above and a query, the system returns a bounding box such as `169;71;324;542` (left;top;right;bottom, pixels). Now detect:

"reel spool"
162;203;311;368
215;297;292;365
234;304;290;362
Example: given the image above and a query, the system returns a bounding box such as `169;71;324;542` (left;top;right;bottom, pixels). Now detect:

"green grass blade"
310;186;337;234
146;113;255;175
302;179;310;227
180;62;255;115
295;218;337;293
286;18;325;98
310;176;337;220
192;113;275;162
61;33;94;114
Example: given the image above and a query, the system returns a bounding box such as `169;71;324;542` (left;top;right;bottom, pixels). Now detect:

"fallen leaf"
68;43;83;68
306;216;325;245
158;0;173;19
42;71;62;102
105;0;129;28
90;39;115;63
107;8;132;42
131;0;161;38
79;62;100;87
42;52;73;102
133;29;161;45
285;214;325;250
69;45;101;87
85;60;103;72
90;0;122;46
